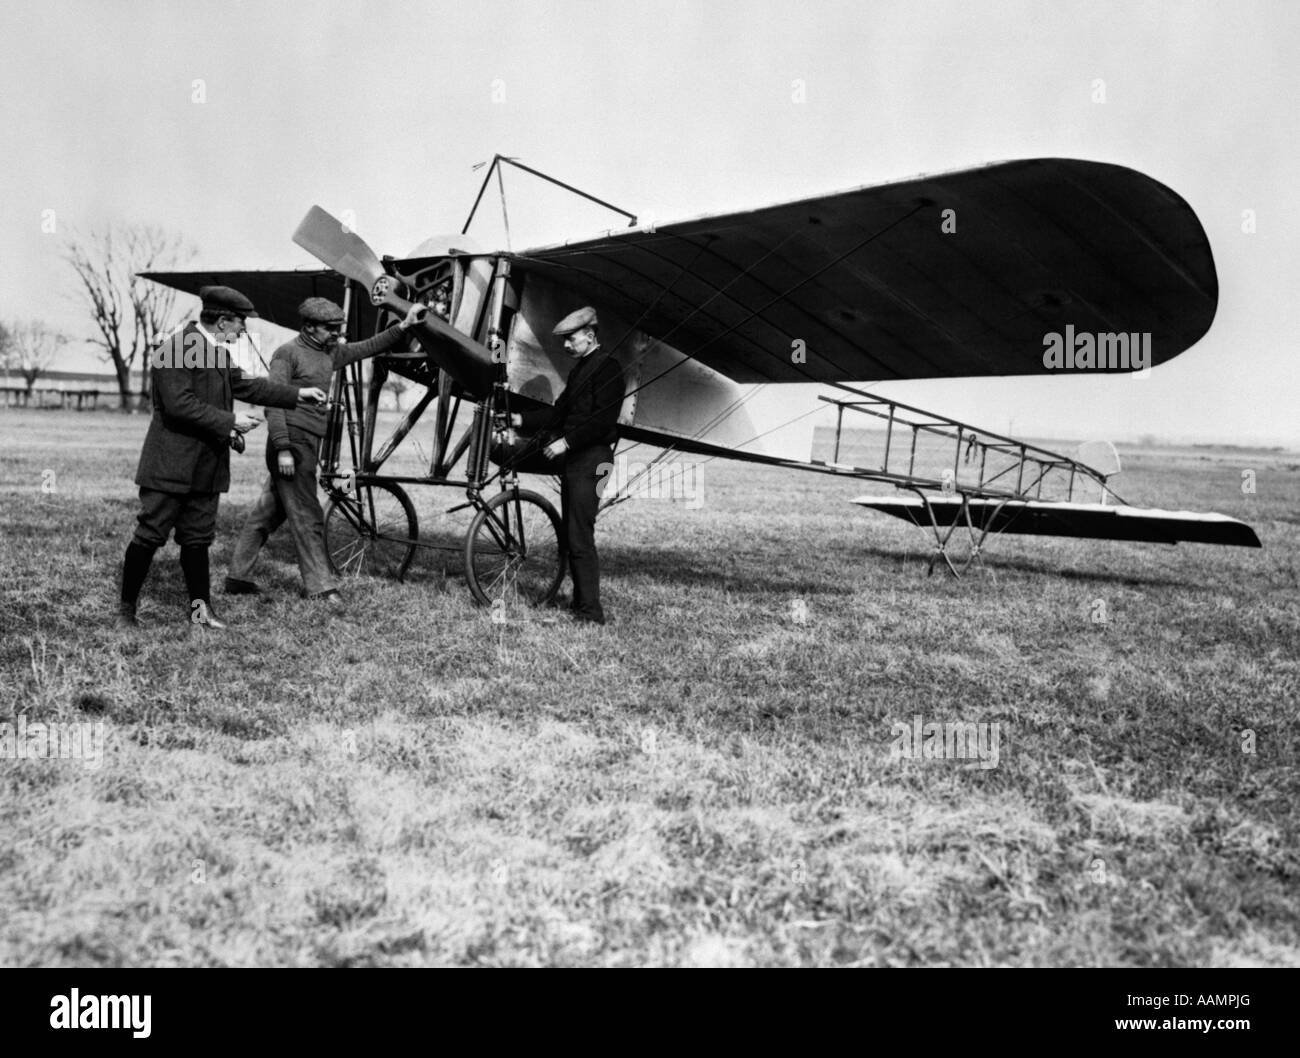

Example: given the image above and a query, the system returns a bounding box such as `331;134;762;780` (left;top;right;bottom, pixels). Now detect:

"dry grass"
1;408;1297;966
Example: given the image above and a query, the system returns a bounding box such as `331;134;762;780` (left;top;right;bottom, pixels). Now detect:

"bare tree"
3;320;67;396
64;224;195;409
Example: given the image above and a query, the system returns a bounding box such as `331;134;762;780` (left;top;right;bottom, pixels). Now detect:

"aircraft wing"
508;158;1218;383
137;268;347;331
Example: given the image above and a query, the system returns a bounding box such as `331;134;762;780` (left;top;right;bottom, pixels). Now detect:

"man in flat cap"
511;306;625;624
225;296;427;608
118;285;328;629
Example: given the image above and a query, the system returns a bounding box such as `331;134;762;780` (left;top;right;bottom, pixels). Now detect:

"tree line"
3;224;194;408
8;224;419;412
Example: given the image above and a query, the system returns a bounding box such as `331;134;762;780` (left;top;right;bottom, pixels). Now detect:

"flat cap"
298;297;346;325
200;285;258;317
552;306;598;337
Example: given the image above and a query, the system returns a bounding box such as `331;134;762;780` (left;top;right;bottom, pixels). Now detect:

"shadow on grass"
369;538;1215;598
847;544;1215;589
600;545;865;596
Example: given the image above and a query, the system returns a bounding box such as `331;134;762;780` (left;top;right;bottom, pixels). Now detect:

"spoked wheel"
323;481;419;581
465;488;564;607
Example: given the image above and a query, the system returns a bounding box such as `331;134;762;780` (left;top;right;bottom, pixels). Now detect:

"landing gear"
464;488;564;607
323;481;419;581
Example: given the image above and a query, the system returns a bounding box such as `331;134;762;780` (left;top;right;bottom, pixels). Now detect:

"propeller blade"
292;206;387;290
292;205;496;394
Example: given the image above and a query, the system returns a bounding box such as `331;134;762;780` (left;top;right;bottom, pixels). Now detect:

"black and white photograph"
0;0;1295;1008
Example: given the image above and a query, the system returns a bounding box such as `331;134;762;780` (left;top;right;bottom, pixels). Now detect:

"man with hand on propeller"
225;296;428;609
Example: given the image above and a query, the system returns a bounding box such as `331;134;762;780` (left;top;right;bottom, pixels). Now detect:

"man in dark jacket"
118;285;327;629
511;306;625;624
225;296;427;608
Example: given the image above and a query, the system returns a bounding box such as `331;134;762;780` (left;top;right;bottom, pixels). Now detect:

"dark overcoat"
518;349;625;450
135;322;300;494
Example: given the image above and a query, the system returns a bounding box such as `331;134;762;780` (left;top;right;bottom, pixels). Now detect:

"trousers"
132;488;220;548
561;444;612;622
228;431;339;597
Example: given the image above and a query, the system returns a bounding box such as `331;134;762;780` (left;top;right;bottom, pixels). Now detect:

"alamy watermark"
1043;326;1151;372
888;714;1000;770
150;330;264;370
1;716;105;771
597;454;704;509
50;989;150;1038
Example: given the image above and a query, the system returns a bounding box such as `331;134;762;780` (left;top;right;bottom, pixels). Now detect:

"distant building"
0;369;143;409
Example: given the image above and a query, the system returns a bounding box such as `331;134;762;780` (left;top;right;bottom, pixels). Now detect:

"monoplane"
142;156;1259;607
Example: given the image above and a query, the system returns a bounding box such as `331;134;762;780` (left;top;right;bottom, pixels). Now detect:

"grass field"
1;407;1297;967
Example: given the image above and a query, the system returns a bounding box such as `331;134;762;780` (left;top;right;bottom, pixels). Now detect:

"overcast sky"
1;0;1295;447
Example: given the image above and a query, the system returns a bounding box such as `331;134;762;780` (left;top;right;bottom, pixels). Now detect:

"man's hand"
400;304;429;331
509;412;522;428
234;412;263;433
298;387;328;405
544;438;568;460
277;450;296;479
